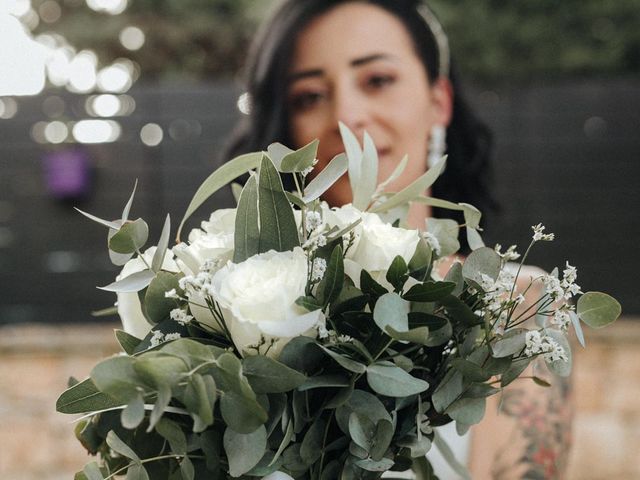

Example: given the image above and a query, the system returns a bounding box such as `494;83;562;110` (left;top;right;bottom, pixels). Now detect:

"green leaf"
106;430;141;462
397;434;432;458
91;356;142;402
466;226;485;251
373;292;410;334
403;281;456;302
386;255;409;291
242;355;307;393
148;383;171;431
570;311;586;348
339;122;363;196
298;374;351;391
439;295;482;327
500;357;532;387
577;291;621;328
408;238;432;281
360;269;388;300
121;393;145;429
303;153;348;203
300;416;326;463
125;464;149;480
317;344;366;374
280;139;319;173
156;418;188;454
432;369;465;413
143;271;182;324
491;328;528;358
376;154;408;193
349;412;375;452
257;155;301;253
121;179;137;222
366;362;429;397
98;269;155;293
75;207;120;230
159;338;221;368
109;219;149;254
82;462;105;480
180;456;195;480
233;173;259;263
370;419;394;461
56;378;123;414
450;358;490;382
220;391;268;434
107;224;134;266
134;353;188;388
385;325;430;346
354;457;395;472
426;217;460;258
533;376;552;387
335;389;391;435
224;425;267;477
351;131;378;210
319;245;344;306
446;397;486;425
462;247;501;287
433;430;471;480
183;374;216;432
115;330;142;355
369;156;447;213
444;262;464;296
151;214;171;273
177;151;262;242
267;142;294;170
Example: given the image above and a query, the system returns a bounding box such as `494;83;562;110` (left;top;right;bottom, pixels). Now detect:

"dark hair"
223;0;496;224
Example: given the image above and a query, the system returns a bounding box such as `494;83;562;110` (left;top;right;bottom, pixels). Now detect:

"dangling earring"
428;125;446;169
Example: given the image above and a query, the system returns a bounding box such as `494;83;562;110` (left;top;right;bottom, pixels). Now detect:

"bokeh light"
43;120;68;143
85;93;135;117
140;123;163;146
67;50;98;93
237;92;251;115
72;119;121;143
38;0;61;23
85;0;127;15
42;95;65;118
119;26;144;51
97;60;133;92
0;97;19;119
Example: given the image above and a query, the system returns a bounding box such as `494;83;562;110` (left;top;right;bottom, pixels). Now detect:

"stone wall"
0;320;638;479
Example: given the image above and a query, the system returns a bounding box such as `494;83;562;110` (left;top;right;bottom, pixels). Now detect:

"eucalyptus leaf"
319;245;344;306
303;153;348;203
177;151;262;242
115;330;142;355
376;154;408;193
56;378;123;414
220;391;268;434
75;207;120;230
426;217;460;258
298;374;351;391
82;462;105;480
339;122;363;192
385;325;430;346
242;355;307;393
577;291;621;328
450;358;490;382
433;430;471;480
439;295;481;327
147;384;171;432
370;419;394;461
544;328;572;377
300;416;326;463
267;142;294;170
143;271;182;324
432;369;465;413
446;397;486;425
224;426;267;477
366;362;429;397
270;418;294;467
280;139;319;173
570;311;586;348
233;173;260;263
462;247;501;286
106;430;141;462
373;292;410;334
500;357;532;388
121;179;138;222
444;262;464;296
386;255;409;292
491;328;528;358
369;156;446;213
403;282;456;302
125;464;149;480
121;392;145;429
258;155;301;253
349;412;375;452
407;238;432;281
91;356;142;402
397;434;432;458
151;214;171;273
98;269;155;293
351;131;378;210
317;344;366;374
109;218;149;254
335;390;391;435
466;226;485;250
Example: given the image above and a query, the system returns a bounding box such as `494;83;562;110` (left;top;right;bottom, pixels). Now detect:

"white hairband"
417;3;450;78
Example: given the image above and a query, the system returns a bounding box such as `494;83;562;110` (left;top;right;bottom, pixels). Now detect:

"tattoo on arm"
491;373;573;480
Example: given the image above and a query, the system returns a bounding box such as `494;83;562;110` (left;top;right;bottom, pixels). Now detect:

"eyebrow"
289;53;395;82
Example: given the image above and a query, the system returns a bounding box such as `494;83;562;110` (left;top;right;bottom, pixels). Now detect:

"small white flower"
563;262;578;284
150;330;165;347
532;223;555;242
515;294;526;305
542;274;565;301
164;332;182;341
542;338;568;363
311;257;327;282
495;244;520;261
170;308;193;325
317;323;329;339
551;309;571;330
524;330;545;356
316;234;327;247
164;288;179;299
337;334;353;343
423;232;441;256
305;211;323;232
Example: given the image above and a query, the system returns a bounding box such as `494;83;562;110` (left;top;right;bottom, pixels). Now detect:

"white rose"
344;213;420;290
210;247;323;357
262;473;294;480
173;209;236;275
116;247;179;339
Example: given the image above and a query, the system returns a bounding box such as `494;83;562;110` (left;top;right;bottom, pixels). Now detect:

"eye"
289;91;325;112
365;73;395;90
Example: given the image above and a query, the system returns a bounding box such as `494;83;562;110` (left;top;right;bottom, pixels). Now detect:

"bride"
224;1;572;478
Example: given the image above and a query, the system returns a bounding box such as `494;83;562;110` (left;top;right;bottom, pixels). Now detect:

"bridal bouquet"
58;125;620;480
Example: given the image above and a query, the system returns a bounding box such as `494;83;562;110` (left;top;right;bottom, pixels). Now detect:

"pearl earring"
428;125;446;169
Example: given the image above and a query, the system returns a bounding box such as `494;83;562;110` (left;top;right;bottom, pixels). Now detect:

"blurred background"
0;0;638;478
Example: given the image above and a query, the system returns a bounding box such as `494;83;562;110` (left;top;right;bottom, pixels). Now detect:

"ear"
430;76;453;127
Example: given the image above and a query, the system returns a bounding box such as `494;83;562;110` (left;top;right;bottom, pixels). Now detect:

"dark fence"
0;78;638;325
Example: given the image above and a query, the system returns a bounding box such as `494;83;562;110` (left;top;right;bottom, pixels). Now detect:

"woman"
225;1;572;478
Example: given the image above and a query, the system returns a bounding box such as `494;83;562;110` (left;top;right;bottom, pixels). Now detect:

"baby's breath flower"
164;288;179;299
542;339;568;363
532;223;555;242
305;211;323;232
317;323;329;339
524;329;568;363
170;308;193;325
495;244;520;261
337;334;353;343
311;257;327;281
524;330;545;356
551;308;572;330
164;332;182;341
542;274;565;301
150;330;165;347
316;234;327;247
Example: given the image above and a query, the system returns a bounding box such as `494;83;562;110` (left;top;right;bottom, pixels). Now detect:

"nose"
332;82;370;138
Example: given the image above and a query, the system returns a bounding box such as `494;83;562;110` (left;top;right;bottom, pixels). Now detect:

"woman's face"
287;2;452;208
